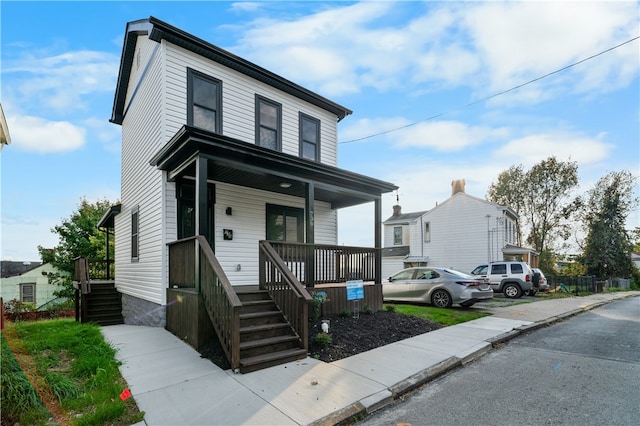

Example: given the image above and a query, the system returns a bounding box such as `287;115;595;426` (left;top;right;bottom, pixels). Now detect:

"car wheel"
460;301;476;307
431;289;453;308
503;283;522;299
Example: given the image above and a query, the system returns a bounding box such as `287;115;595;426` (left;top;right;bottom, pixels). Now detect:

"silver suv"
470;262;536;298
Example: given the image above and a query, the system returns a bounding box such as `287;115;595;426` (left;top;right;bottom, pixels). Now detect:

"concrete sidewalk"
101;291;637;426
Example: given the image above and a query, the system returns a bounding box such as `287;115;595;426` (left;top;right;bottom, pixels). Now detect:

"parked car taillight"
525;274;531;282
457;281;482;287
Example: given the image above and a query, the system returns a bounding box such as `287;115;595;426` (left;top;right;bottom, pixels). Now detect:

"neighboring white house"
108;17;397;326
0;262;63;307
382;179;538;277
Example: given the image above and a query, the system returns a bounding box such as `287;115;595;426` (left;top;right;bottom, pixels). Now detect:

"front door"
177;179;215;248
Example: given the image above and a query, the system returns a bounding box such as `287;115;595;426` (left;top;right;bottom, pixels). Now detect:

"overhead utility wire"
339;35;640;144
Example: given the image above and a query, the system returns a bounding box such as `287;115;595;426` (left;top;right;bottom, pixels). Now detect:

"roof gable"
111;17;352;125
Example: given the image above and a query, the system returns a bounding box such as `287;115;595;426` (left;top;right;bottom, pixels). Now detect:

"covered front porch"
151;125;397;372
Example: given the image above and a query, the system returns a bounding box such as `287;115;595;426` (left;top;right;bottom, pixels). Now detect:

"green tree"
38;198;115;298
581;171;638;278
487;157;579;271
486;164;526;245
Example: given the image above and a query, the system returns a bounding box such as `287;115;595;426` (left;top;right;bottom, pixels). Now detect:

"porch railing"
258;241;312;351
266;241;378;285
168;236;242;370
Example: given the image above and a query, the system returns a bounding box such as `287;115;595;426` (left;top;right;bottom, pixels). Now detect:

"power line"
339;36;640;144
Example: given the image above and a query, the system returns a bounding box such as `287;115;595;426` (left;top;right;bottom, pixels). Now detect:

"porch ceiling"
150;126;398;209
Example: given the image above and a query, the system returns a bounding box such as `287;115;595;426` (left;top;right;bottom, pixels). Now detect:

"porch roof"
150;125;398;209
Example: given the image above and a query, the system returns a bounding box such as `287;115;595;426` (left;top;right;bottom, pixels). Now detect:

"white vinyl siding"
164;44;338;166
115;37;166;305
115;34;343;304
214;183;336;286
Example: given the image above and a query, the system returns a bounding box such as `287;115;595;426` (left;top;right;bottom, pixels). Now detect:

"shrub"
384;304;396;312
313;332;333;347
339;309;351;318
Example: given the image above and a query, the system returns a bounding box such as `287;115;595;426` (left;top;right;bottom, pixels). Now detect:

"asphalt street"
360;296;640;426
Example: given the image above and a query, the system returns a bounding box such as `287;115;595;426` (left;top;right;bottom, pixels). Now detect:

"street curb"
322;294;638;425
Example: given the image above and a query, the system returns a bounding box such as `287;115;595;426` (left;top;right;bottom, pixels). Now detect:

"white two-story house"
382;180;537;277
104;17;397;372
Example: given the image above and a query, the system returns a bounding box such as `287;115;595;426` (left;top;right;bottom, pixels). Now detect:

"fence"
546;275;631;294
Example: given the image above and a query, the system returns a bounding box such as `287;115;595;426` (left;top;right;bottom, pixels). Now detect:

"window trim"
299;112;321;161
393;226;402;245
255;95;282;151
266;204;304;243
20;283;35;303
187;68;222;133
131;206;139;262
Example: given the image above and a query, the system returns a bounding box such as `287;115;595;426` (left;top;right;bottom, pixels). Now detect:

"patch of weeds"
384;304;396;312
339;309;351;318
1;333;50;424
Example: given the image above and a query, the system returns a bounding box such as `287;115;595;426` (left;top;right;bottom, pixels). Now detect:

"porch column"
374;197;382;284
305;182;315;287
195;156;208;239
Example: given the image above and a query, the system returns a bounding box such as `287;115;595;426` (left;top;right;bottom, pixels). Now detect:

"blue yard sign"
346;280;364;301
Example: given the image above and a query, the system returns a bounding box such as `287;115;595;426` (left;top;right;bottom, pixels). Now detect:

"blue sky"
1;1;639;261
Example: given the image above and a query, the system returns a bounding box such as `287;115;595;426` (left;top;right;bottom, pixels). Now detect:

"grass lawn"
385;303;490;325
1;319;143;426
2;303;490;425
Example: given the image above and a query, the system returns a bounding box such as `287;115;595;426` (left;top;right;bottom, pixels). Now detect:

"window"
393;226;402;245
266;204;303;242
256;95;281;150
20;283;35;303
510;263;524;274
131;207;139;261
491;264;506;275
424;222;431;242
299;113;320;161
187;68;222;133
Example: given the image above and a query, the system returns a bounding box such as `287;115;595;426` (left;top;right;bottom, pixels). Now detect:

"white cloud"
494;133;612;167
392;120;509;152
463;1;639;98
8;115;86;153
3;50;119;112
229;1;638;103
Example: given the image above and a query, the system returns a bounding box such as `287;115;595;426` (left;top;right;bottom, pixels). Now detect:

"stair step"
237;290;271;302
239;322;290;334
239;335;299;350
240;348;308;373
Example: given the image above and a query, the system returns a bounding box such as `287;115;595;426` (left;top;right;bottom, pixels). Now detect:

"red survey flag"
119;388;132;401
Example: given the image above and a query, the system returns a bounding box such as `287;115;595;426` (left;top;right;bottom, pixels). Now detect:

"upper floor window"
256;95;281;151
187;68;222;133
299;113;320;161
424;222;431;242
393;226;402;245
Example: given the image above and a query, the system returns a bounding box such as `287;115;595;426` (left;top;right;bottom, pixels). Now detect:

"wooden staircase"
236;290;307;373
82;282;124;326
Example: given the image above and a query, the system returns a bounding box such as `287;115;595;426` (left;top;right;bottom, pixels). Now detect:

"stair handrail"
168;236;242;371
258;240;311;351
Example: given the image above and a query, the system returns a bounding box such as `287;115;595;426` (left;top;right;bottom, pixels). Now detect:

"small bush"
384;304;396;312
339;309;351;318
313;332;333;347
